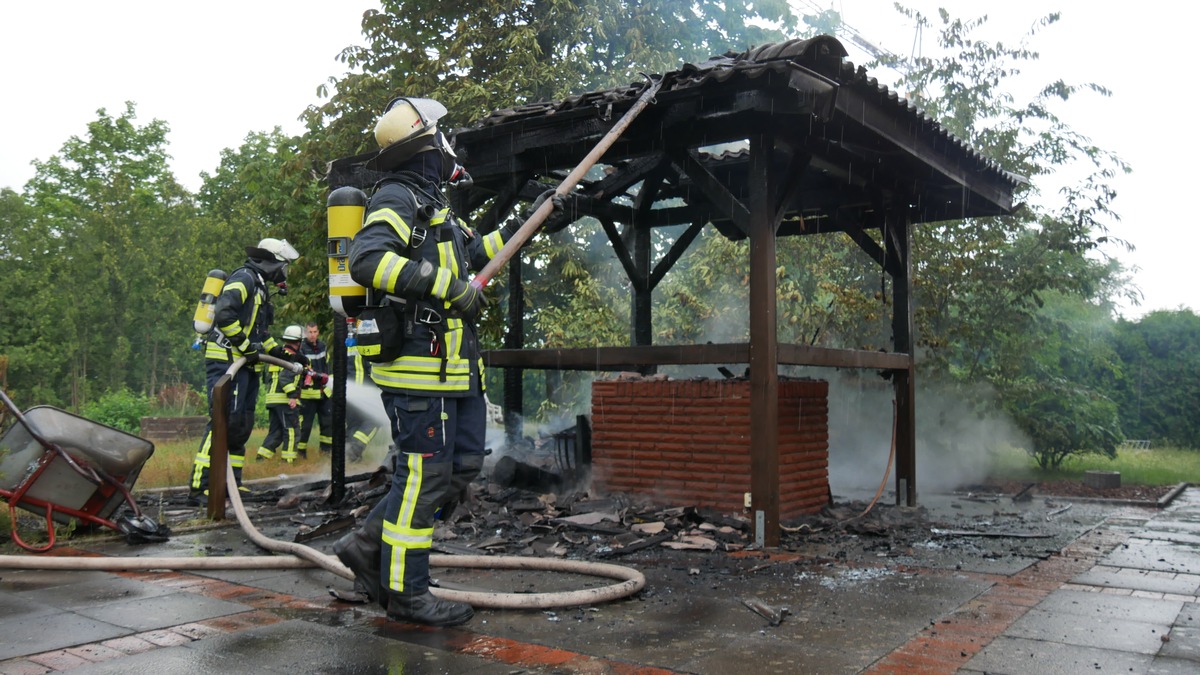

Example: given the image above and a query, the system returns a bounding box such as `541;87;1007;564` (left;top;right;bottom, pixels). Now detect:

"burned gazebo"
329;35;1023;546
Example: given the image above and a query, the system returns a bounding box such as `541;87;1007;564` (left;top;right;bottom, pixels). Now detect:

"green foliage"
1108;310;1200;447
80;389;152;434
987;444;1200;486
1;103;217;410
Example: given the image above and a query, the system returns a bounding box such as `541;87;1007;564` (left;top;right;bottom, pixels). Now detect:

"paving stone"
63;643;125;663
1173;602;1200;627
72;590;251;632
0;610;130;661
1035;588;1185;625
1004;607;1170;654
0;569;114;594
1160;625;1200;662
1149;655;1200;674
962;635;1153;674
0;593;56;622
191;567;340;601
25;650;90;671
12;574;175;610
1075;559;1195;590
0;659;52;675
1103;537;1200;575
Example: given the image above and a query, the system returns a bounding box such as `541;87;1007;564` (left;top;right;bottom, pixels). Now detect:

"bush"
80;390;151;434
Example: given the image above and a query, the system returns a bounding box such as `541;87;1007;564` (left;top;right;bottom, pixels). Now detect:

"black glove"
526;188;564;219
244;342;262;365
267;345;290;362
445;277;484;321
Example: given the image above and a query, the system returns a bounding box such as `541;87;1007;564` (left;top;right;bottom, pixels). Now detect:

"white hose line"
222;461;645;609
0;555;318;571
0;471;647;611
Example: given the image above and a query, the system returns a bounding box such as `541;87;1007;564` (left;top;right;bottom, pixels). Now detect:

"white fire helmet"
247;237;300;263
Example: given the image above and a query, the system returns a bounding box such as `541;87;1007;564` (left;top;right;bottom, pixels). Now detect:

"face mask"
433;131;468;185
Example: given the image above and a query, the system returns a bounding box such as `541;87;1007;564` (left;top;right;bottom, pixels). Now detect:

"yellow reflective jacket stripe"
483;229;505;258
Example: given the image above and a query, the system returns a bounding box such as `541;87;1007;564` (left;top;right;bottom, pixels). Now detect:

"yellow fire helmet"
365;97;447;171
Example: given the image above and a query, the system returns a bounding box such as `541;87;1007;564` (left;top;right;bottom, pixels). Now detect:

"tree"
7;103;215;407
999;292;1124;467
864;7;1130;459
282;0;809;417
1110;310;1200;447
196;128;326;329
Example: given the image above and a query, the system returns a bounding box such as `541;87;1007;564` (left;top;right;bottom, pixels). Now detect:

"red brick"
100;636;157;655
0;659;52;674
592;378;829;514
64;643;126;663
26;651;90;671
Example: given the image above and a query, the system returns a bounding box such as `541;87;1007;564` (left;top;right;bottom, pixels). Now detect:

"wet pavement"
2;487;1200;674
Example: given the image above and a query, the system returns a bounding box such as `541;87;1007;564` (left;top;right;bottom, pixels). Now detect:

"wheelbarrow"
0;388;169;552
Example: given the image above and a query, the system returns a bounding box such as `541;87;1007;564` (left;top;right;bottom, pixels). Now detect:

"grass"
0;427;389;553
137;428;390;490
985;445;1200;486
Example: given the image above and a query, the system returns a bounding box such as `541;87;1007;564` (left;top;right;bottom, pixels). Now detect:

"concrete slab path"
1;488;1198;674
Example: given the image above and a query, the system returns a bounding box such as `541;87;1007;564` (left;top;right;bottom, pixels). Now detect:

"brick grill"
590;378;830;520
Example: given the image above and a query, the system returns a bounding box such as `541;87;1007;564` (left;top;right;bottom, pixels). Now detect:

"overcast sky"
1;1;1191;319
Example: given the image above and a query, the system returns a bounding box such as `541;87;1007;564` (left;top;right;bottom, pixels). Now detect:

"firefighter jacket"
348;173;508;397
299;338;328;400
203;263;278;366
263;355;301;406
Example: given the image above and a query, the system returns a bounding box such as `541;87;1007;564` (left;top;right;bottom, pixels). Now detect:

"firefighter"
331;96;560;627
189;238;300;504
297;321;332;458
256;325;304;463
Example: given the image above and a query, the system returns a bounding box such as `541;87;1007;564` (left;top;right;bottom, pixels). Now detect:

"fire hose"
0;355;645;610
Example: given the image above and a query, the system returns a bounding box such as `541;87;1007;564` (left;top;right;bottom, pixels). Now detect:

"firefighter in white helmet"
331;96;560;627
189;237;301;503
255;325;304;463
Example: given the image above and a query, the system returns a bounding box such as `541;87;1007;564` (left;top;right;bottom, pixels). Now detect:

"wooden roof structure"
328;35;1023;546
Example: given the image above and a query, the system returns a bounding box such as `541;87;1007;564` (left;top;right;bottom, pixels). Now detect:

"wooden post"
330;318;347;504
748;131;780;546
503;256;525;447
207;375;230;520
887;215;917;507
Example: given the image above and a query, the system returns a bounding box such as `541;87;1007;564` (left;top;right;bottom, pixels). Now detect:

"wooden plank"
481;343;911;370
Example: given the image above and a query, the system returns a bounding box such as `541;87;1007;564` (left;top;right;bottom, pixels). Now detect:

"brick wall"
139;416;209;443
590;378;829;520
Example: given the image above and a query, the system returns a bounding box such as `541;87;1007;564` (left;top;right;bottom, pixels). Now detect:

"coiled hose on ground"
0;461;646;609
0;358;645;610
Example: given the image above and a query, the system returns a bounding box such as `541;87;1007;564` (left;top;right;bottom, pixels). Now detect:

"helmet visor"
382;97;447;132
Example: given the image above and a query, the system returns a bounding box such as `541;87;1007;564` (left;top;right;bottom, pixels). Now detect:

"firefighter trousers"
298;395;332;453
191;358;259;493
378;392;486;598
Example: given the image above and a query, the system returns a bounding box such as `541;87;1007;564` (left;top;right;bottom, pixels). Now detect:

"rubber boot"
332;502;385;603
386;590;473;627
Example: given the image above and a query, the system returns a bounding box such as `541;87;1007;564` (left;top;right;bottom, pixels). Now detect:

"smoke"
343;381;391;464
811;368;1031;499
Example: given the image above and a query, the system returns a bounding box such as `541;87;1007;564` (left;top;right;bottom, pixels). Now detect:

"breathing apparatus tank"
192;269;228;334
327;186;369;317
